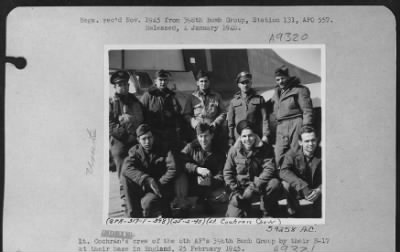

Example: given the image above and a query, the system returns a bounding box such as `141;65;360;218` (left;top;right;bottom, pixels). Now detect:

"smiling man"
223;120;281;218
279;125;322;218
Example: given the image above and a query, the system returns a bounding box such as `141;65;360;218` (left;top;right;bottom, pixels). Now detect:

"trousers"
225;178;282;218
120;171;173;218
282;181;321;218
274;117;303;166
110;136;138;179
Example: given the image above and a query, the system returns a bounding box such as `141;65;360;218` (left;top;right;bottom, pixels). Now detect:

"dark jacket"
140;86;182;131
123;144;177;187
227;89;269;140
223;137;277;193
183;89;226;129
279;147;322;195
181;139;225;182
109;93;145;143
271;77;313;125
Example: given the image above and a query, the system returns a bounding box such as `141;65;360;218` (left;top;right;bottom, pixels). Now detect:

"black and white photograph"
3;5;395;252
106;47;325;221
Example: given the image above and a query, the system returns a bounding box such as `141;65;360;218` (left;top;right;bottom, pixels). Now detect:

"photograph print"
106;46;324;221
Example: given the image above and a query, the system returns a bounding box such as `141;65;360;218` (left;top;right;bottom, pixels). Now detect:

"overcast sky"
274;48;321;76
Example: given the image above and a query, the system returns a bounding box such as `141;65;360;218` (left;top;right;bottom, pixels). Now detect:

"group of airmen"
109;66;322;218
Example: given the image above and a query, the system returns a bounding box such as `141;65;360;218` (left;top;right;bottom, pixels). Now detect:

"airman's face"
155;77;169;90
114;82;129;95
197;130;213;150
240;128;256;150
275;76;288;88
299;132;317;157
197;77;210;92
138;132;154;151
238;79;252;93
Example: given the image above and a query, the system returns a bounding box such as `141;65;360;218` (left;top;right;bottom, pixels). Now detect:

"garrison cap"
275;65;290;77
155;69;171;79
236;71;252;83
110;70;130;85
236;120;255;135
136;124;151;138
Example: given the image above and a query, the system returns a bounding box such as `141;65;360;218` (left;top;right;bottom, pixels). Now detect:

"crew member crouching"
279;125;322;218
121;124;177;217
224;120;281;217
179;123;226;215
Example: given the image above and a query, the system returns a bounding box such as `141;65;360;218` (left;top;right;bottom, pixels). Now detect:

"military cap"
236;120;254;135
110;70;130;85
136;124;151;138
154;69;171;79
236;71;252;83
275;65;290;77
196;70;210;81
195;122;214;135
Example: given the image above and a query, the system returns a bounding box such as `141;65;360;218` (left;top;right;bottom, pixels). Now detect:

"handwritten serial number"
268;33;309;43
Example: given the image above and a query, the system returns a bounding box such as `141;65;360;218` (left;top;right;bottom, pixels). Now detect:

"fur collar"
148;86;175;96
275;76;302;90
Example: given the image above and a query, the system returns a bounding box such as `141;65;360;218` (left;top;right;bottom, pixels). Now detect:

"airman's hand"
305;188;321;202
196;167;211;178
146;178;162;198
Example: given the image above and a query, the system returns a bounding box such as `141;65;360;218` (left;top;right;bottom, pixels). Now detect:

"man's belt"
277;114;302;123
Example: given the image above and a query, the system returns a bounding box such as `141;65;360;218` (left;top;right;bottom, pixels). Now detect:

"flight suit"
140;86;183;151
109;93;145;178
271;77;313;165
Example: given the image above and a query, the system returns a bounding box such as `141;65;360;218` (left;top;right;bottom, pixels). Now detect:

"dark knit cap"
110;70;130;85
275;65;290;77
236;120;254;135
136;124;151;137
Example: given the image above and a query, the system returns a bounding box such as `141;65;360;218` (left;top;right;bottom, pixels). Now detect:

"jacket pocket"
193;103;204;117
207;102;219;115
234;158;248;174
232;100;243;107
248;98;261;112
282;94;298;110
232;101;244;118
250;98;261;105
